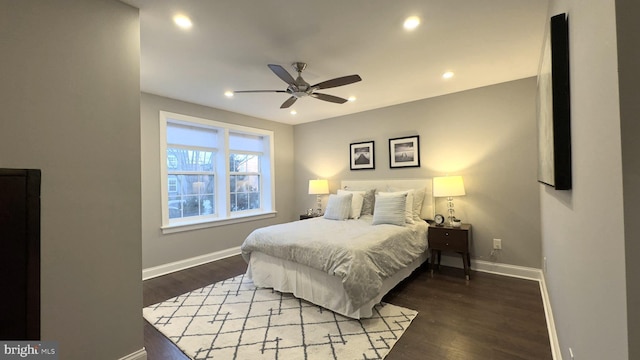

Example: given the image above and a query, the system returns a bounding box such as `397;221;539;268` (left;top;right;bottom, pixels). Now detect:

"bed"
241;179;433;319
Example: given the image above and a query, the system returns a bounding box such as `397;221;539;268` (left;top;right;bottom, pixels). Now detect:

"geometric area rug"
143;274;418;360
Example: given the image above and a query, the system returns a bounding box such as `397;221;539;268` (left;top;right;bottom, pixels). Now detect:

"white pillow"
411;187;426;219
323;193;353;220
337;189;365;219
378;190;415;224
389;187;426;220
372;193;407;226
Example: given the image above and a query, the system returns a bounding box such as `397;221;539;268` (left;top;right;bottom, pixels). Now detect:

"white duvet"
241;215;428;308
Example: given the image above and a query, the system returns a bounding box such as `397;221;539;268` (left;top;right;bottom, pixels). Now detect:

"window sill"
161;211;277;234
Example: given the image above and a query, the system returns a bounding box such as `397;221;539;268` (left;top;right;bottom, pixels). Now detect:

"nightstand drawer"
429;227;468;252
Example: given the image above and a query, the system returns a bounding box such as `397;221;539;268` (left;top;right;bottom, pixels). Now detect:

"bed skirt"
246;251;428;319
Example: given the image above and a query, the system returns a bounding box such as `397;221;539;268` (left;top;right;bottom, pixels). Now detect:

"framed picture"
349;141;375;170
389;135;420;168
537;13;572;190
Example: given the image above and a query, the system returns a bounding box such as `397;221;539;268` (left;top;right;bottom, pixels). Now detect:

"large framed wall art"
537;13;572;190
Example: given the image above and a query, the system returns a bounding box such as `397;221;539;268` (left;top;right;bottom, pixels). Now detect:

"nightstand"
429;224;472;280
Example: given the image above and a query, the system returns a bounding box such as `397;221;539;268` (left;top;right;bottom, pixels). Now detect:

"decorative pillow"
337;189;365;219
359;189;376;215
323;193;353;220
389;187;426;220
378;190;415;224
411;187;426;219
372;193;407;226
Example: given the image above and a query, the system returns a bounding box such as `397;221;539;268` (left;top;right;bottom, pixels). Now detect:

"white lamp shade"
433;176;466;197
308;179;329;195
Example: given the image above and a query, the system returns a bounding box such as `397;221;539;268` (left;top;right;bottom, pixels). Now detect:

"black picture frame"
349;141;375;170
389;135;420;168
537;13;572;190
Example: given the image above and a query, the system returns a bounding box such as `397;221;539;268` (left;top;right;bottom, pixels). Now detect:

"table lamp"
308;179;329;215
433;176;466;225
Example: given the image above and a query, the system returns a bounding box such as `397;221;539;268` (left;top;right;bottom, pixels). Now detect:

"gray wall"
294;78;542;268
542;0;631;359
141;93;295;269
0;0;143;359
616;0;640;358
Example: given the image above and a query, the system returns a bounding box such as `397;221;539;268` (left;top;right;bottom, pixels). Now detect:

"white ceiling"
122;0;549;125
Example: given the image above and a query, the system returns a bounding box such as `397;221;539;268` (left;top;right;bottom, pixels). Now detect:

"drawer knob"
445;232;449;236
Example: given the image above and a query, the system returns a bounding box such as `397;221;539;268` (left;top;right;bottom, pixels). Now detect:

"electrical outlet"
493;238;502;250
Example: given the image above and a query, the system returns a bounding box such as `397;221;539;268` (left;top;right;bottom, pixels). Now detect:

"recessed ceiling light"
173;15;193;29
403;16;421;30
290;110;297;115
348;96;357;102
224;91;234;98
442;71;454;79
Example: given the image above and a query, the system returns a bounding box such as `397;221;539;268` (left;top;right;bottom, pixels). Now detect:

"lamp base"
315;194;323;215
447;196;456;225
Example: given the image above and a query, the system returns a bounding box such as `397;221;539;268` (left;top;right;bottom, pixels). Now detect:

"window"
159;111;275;233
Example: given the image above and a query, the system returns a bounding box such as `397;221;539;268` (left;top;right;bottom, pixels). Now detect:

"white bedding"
241;215;428;310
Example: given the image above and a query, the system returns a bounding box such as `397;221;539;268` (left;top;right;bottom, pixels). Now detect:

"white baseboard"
142;246;241;280
435;254;541;280
539;273;563;360
119;348;147;360
435;255;561;360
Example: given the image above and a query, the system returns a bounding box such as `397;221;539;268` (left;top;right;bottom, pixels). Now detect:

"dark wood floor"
143;255;553;360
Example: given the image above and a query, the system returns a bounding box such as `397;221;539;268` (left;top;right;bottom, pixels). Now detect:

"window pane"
200;194;215;215
230;175;260;193
183;195;200;217
249;192;260;210
236;193;248;211
168;176;178;193
168;195;183;219
167;174;215;219
229;153;260;172
230;174;260;212
168;148;214;172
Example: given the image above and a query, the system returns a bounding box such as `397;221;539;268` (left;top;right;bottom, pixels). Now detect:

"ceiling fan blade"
312;74;362;90
280;96;297;108
310;93;348;104
233;90;287;94
268;64;296;85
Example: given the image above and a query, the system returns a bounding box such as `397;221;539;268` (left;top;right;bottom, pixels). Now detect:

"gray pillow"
359;189;376;215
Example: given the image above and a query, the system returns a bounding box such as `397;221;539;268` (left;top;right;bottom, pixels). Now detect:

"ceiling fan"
233;62;362;109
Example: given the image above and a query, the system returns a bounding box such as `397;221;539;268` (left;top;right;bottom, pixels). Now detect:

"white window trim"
159;111;276;234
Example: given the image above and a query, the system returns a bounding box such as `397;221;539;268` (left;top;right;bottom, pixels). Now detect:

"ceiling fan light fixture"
403;16;421;30
290;110;297;115
224;91;234;97
348;96;357;102
233;63;361;108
